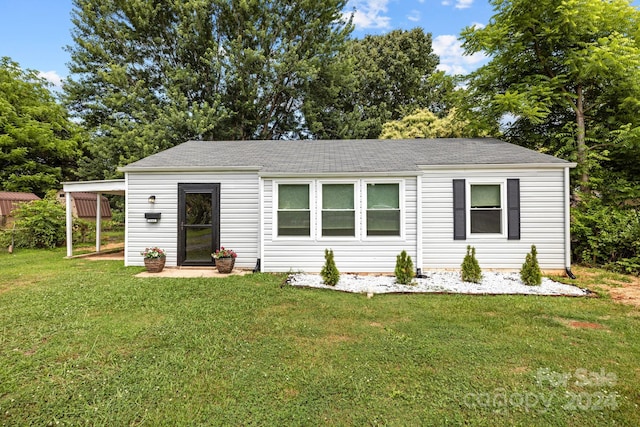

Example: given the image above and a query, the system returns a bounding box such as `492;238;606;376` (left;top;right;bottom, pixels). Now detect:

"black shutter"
453;179;466;240
507;179;520;240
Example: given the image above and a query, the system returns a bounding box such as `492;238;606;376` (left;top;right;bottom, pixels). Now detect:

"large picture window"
366;183;400;236
278;184;310;236
321;184;355;236
470;184;502;234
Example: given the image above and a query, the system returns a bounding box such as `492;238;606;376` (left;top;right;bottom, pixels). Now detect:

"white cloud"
442;0;474;9
344;0;392;30
432;34;487;75
407;9;420;22
38;70;63;88
455;0;474;9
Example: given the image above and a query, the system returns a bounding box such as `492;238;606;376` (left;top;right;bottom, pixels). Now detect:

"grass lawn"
1;249;639;426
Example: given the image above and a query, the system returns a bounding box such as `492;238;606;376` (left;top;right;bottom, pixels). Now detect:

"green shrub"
109;209;125;226
103;219;124;232
0;229;11;250
520;245;542;286
572;197;640;275
73;218;92;243
320;248;340;286
461;245;482;283
12;197;66;248
395;250;415;285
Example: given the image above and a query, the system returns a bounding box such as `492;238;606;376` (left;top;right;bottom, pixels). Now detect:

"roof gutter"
258;171;422;178
419;163;577;170
118;166;262;173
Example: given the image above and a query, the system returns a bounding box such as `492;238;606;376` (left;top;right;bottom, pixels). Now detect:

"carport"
61;179;126;257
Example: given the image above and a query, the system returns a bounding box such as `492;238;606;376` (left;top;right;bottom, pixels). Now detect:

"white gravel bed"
286;271;589;296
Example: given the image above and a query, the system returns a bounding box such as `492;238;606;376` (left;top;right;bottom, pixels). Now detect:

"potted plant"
212;246;237;274
141;246;166;273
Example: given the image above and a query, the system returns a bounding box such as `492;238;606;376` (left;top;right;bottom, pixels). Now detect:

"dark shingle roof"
121;138;570;174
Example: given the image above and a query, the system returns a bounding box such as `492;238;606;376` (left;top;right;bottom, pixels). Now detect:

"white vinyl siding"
263;177;417;272
422;168;567;270
125;172;259;268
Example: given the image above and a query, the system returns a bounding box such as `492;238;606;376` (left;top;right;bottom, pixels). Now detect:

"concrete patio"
80;248;250;278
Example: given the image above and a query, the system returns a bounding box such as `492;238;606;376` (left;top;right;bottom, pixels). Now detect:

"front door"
177;183;220;266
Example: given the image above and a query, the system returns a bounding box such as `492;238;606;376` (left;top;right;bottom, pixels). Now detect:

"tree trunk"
575;84;589;191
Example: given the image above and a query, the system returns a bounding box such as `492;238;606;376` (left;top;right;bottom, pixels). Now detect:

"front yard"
1;248;639;425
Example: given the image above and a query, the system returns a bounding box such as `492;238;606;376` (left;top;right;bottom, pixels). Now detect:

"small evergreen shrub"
461;245;482;283
320;248;340;286
520;245;542;286
395;250;415;285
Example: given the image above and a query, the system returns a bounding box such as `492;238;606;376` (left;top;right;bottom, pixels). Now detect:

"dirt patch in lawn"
604;283;640;308
551;316;609;331
567;321;606;329
575;268;640;308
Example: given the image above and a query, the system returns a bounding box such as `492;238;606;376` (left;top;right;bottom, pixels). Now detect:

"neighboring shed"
57;191;112;220
116;138;577;275
0;191;40;227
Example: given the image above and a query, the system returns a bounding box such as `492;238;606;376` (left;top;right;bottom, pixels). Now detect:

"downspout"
564;167;576;279
416;175;424;277
255;176;264;273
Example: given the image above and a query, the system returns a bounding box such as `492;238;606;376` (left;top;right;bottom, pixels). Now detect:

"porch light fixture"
148;195;156;204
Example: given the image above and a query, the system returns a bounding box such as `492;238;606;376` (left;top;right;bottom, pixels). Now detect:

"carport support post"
65;192;73;257
96;192;102;252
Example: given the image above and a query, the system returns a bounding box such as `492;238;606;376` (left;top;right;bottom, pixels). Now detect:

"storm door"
177;183;220;266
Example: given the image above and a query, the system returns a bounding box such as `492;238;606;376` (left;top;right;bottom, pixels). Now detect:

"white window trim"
318;180;360;241
273;179;406;241
466;179;507;239
363;179;405;240
274;181;315;240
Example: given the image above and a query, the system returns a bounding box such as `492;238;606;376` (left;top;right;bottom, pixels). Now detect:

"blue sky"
0;0;493;88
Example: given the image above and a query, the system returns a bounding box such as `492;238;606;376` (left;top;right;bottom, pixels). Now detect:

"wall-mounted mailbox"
145;212;161;223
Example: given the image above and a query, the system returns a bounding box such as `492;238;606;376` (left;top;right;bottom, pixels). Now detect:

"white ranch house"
102;138;575;275
64;138;575;273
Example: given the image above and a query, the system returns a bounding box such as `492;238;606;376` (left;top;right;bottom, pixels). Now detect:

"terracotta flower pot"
144;257;166;273
215;257;235;274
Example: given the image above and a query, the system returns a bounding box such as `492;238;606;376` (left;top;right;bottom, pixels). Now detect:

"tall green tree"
379;108;475;139
65;0;352;179
0;57;80;196
461;0;640;190
304;28;442;139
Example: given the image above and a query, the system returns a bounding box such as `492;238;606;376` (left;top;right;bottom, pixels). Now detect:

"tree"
461;0;640;190
65;0;352;179
379;108;485;139
0;57;80;196
304;28;442;139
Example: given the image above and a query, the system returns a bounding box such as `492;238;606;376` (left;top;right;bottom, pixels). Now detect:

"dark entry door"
178;183;220;266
